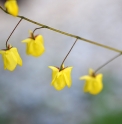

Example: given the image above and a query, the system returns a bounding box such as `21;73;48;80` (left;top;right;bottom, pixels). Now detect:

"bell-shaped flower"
4;0;19;16
79;69;103;95
49;65;73;90
22;31;45;57
0;45;22;71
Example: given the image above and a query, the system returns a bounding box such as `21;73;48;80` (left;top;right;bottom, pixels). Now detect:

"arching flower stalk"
49;38;78;90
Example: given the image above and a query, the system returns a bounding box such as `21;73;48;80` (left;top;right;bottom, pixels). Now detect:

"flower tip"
48;66;51;68
29;30;33;34
79;75;90;80
89;68;94;75
62;64;64;68
79;77;82;80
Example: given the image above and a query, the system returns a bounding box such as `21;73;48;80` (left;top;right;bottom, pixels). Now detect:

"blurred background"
0;0;122;124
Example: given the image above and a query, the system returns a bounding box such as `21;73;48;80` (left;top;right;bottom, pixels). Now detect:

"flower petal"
0;50;5;54
35;35;44;44
96;74;103;81
4;0;19;16
22;38;32;43
63;67;72;87
83;80;93;92
52;72;66;90
3;50;17;71
48;66;59;79
89;77;103;95
89;74;103;95
79;75;92;80
25;39;45;57
80;69;103;95
10;47;22;66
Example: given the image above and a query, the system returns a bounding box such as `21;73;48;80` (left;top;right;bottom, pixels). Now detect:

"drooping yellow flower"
4;0;19;16
0;46;22;71
79;69;103;95
22;31;45;57
49;65;73;90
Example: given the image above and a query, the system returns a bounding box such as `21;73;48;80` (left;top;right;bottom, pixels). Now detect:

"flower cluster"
0;30;45;71
48;65;103;95
1;0;104;95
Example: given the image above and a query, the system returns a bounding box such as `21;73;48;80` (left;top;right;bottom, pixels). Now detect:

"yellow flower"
0;46;22;71
22;31;45;57
79;69;103;95
49;65;73;90
4;0;19;16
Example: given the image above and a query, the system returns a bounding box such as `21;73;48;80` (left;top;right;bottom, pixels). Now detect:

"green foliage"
91;112;122;124
0;117;10;124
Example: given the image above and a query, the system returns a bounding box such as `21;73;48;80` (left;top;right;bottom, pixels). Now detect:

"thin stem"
0;6;7;13
33;27;44;35
60;38;78;69
95;53;122;73
0;6;122;53
6;18;22;48
18;15;121;53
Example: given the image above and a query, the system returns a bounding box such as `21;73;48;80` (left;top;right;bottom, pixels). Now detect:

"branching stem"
0;6;121;53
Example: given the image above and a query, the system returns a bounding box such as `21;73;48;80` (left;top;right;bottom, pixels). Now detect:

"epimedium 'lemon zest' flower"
49;65;73;91
0;46;22;71
80;68;103;95
22;30;45;57
4;0;19;16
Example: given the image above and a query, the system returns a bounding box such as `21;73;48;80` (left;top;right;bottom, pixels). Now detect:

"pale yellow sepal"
80;69;103;95
4;0;19;16
0;47;22;71
49;65;73;91
22;31;45;57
